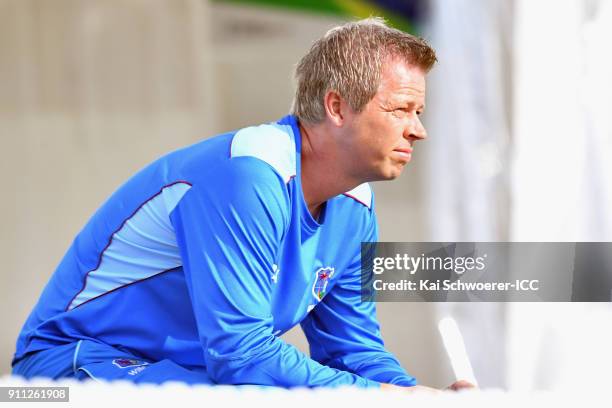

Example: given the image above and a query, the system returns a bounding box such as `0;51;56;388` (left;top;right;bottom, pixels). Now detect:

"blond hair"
291;17;437;125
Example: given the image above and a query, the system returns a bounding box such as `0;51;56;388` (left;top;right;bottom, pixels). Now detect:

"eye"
416;110;423;116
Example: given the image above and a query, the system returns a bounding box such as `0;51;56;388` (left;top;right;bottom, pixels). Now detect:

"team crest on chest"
312;267;335;301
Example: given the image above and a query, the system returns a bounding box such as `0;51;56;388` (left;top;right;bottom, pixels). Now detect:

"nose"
404;116;427;141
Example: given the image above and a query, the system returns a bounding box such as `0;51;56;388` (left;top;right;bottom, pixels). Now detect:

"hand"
445;379;477;392
380;379;477;394
380;383;442;395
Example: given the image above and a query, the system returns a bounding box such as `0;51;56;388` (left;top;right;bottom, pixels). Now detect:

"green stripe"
213;0;346;17
213;0;417;34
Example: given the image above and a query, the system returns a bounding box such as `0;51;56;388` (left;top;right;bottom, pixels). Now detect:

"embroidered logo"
128;366;147;376
112;358;149;369
312;267;335;301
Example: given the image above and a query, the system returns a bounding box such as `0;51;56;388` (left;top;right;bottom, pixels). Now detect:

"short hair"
291;17;437;125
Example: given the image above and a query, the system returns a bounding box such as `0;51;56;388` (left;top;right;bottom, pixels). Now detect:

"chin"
390;162;410;178
366;162;406;182
377;168;403;181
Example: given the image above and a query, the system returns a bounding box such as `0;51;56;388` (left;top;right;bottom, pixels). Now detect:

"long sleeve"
170;156;378;388
300;209;417;386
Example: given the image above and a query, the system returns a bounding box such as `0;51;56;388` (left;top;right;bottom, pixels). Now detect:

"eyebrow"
388;99;426;110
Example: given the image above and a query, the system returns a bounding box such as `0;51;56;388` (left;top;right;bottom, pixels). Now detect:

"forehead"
376;59;426;102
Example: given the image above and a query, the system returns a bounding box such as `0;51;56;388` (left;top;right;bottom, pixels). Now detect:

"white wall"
0;0;214;374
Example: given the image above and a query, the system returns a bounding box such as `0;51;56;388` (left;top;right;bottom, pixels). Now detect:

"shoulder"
171;155;292;232
230;122;297;184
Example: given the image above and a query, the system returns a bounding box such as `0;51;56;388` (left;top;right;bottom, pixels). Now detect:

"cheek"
349;115;399;157
374;122;402;150
364;117;393;141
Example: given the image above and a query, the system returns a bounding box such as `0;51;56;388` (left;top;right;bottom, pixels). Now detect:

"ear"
323;90;345;127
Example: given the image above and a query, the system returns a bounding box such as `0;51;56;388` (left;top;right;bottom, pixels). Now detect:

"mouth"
392;147;413;162
393;147;413;154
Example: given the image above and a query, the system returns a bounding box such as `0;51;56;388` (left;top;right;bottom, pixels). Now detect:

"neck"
299;121;361;217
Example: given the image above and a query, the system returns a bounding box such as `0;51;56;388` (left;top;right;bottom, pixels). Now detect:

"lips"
392;147;413;163
393;147;413;154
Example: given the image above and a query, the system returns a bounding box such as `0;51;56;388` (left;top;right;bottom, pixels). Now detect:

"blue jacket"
14;115;416;388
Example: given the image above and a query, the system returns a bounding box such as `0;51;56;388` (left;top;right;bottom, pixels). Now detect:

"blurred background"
1;0;611;390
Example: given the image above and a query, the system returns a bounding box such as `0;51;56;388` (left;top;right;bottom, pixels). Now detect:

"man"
12;17;470;392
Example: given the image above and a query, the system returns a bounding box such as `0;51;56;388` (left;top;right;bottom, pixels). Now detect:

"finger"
447;380;477;391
